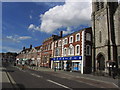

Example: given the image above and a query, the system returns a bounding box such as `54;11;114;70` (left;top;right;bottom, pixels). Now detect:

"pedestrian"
22;61;25;70
70;66;72;72
112;62;117;79
54;65;56;72
112;68;117;79
22;65;24;70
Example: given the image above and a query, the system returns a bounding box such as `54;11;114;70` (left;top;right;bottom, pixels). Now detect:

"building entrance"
66;60;72;71
97;53;105;71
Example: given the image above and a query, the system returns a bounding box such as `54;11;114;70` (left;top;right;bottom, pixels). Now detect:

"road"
2;63;119;89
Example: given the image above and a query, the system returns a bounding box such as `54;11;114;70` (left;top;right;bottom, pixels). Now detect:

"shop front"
72;61;81;71
51;56;82;72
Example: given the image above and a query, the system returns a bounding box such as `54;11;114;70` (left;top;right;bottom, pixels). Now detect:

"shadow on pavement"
2;69;15;73
2;83;25;90
16;83;26;90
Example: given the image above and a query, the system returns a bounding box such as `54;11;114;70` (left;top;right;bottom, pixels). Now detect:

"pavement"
0;66;19;89
25;65;120;88
0;66;13;89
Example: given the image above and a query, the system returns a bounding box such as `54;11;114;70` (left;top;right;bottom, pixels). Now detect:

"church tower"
91;0;118;74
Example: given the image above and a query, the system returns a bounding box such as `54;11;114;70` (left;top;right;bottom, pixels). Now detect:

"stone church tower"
91;0;120;74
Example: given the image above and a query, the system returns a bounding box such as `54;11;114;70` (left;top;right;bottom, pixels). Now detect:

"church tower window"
99;31;102;43
100;2;104;9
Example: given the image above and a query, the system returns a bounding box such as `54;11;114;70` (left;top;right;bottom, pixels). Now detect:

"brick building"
41;34;61;68
51;27;92;74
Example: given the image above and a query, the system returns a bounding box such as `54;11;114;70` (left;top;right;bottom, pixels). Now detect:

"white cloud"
28;0;92;34
2;46;21;53
30;0;92;34
6;35;32;43
63;27;73;35
18;36;32;40
29;15;33;19
28;24;35;29
28;24;40;32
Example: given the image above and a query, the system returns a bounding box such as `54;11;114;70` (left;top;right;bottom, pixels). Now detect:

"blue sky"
2;1;92;53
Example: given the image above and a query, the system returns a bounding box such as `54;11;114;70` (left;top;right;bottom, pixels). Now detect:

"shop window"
86;33;91;41
72;62;81;71
86;45;91;56
76;33;80;41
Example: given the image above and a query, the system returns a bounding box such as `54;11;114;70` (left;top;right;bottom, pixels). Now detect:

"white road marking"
30;73;43;78
47;79;73;90
61;77;66;78
112;83;119;88
63;73;119;88
22;70;26;72
5;69;19;89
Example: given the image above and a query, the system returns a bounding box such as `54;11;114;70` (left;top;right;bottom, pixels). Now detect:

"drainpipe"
81;30;85;74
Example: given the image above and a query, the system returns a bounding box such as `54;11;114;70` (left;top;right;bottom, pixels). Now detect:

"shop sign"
51;56;82;61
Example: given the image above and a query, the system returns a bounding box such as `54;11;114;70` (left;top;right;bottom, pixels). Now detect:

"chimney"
23;47;25;50
60;31;63;38
30;45;32;49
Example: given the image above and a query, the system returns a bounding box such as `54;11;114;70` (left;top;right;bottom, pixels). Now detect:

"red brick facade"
16;28;92;74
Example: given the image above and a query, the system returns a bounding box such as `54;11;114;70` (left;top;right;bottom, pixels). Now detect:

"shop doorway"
66;60;72;71
97;53;105;71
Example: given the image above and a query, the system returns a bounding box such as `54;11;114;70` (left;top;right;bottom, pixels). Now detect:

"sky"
3;0;118;53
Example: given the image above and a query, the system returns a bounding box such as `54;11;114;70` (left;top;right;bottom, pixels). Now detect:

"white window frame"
68;44;74;55
55;48;59;56
69;36;73;43
58;40;62;46
76;33;80;42
64;38;68;45
86;45;91;56
75;45;80;55
48;44;50;50
55;41;57;47
64;48;67;56
86;33;91;41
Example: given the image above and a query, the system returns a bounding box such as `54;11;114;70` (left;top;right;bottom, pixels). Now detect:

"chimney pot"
60;31;63;38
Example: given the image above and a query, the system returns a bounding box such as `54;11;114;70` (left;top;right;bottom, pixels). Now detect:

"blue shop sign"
51;56;82;61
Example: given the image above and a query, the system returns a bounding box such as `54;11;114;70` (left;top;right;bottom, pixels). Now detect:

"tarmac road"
3;66;97;89
2;63;119;90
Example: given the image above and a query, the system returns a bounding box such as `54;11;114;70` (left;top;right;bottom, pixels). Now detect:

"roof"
54;27;92;41
35;45;42;50
63;27;91;38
